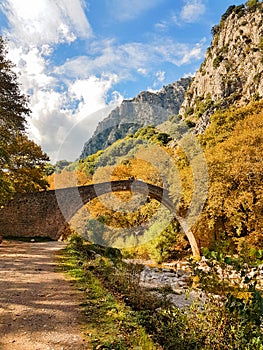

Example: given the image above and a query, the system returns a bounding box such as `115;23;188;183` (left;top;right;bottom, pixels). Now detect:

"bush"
62;236;263;349
185;120;196;128
154;220;189;263
213;55;224;68
211;24;220;37
246;0;260;10
234;4;246;17
221;5;236;21
190;249;263;349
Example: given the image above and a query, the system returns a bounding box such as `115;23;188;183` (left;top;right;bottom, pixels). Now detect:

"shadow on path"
0;240;88;350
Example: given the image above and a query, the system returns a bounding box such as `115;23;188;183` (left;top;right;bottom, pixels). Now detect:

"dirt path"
0;240;89;350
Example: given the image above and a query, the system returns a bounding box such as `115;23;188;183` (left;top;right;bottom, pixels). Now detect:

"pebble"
139;264;191;302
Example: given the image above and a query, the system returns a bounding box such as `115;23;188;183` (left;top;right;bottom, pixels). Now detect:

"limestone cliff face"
80;4;263;156
179;3;263;133
80;77;191;159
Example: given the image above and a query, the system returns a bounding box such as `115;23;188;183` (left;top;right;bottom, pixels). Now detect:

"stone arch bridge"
0;180;199;257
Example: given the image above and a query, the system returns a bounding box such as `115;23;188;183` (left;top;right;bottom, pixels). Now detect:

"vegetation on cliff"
179;0;263;132
79;78;191;159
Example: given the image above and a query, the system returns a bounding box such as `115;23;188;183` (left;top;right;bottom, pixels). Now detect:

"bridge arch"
0;180;200;257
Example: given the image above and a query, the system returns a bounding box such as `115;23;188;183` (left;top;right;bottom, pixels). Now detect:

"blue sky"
0;0;245;162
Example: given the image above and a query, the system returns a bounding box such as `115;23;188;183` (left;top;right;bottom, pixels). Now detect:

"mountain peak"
79;77;191;159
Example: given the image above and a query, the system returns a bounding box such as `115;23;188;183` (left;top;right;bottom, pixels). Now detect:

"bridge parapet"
0;180;173;240
0;180;200;257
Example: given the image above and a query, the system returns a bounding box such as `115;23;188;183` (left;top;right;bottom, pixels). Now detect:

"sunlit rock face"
79;77;191;159
179;3;263;133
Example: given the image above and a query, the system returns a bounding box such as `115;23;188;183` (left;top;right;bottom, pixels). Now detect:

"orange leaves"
195;101;263;250
5;134;49;194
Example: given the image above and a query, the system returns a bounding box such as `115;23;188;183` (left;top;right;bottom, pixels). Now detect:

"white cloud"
155;70;165;82
180;0;206;23
152;70;166;88
0;0;207;162
147;88;161;93
155;21;168;31
0;0;122;162
183;72;195;78
137;68;148;76
68;74;120;121
55;41;151;81
1;0;92;46
56;37;206;82
153;37;206;66
155;14;179;31
53;104;118;162
24;69;122;161
7;46;55;92
26;77;122;162
109;0;164;21
0;0;121;161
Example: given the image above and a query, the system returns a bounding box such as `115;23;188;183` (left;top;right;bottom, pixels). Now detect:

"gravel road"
0;240;89;350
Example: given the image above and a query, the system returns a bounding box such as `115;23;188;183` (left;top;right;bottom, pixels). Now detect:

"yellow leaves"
92;156;164;187
3;133;49;194
111;163;132;180
194;100;263;249
48;168;92;190
76;169;92;186
49;169;77;189
201;99;263;148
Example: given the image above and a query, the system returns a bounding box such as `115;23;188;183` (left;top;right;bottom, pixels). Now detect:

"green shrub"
211;24;220;36
213;55;224;68
234;4;245;17
221;5;236;21
258;37;263;50
62;236;263;349
154;220;189;263
185;120;196;128
185;106;194;116
246;0;260;10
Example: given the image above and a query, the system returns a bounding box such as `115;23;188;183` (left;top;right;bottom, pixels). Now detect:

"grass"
58;235;263;349
57;238;158;349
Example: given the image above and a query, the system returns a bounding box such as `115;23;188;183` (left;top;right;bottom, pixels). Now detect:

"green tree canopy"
0;36;49;204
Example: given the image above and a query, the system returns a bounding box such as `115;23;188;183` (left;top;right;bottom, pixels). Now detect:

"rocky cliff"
80;77;191;159
80;3;263;157
179;2;263;133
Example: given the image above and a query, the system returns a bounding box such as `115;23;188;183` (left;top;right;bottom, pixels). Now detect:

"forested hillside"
80;78;191;159
48;1;263;262
48;99;263;261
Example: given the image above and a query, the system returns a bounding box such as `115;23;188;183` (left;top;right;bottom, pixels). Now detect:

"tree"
246;0;259;9
154;219;189;263
6;134;49;193
221;5;236;21
0;37;29;134
194;105;263;252
0;36;49;203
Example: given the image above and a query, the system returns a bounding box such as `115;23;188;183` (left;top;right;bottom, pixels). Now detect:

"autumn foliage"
0;37;49;204
47;100;263;259
194;102;263;252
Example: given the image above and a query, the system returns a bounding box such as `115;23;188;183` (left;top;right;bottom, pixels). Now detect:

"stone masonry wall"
0;180;173;240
